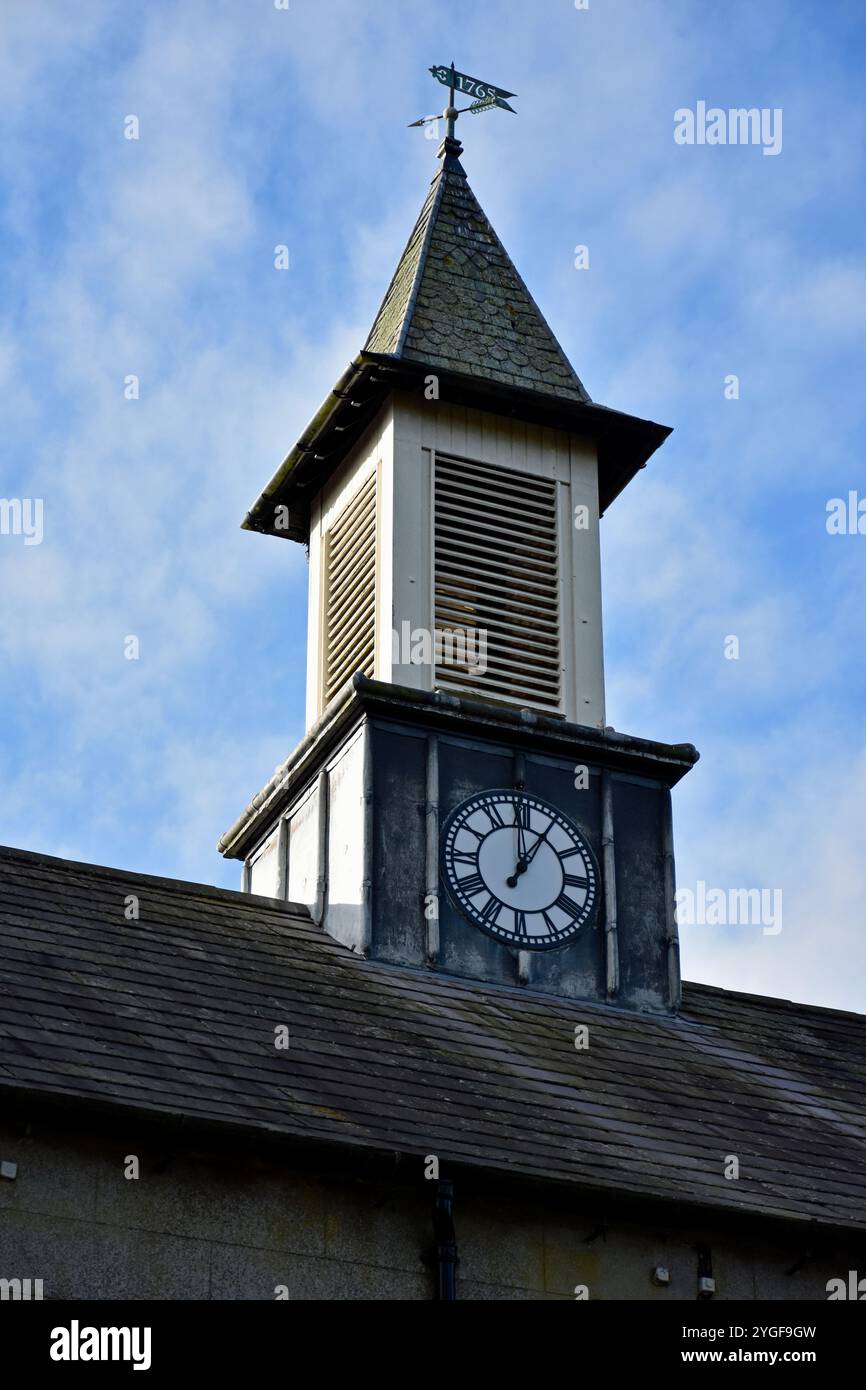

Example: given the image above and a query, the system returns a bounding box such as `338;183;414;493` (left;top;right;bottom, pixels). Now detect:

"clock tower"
218;122;698;1013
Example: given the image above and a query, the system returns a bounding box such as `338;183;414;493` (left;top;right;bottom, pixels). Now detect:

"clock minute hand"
506;821;554;888
507;805;529;887
523;821;555;866
517;809;529;861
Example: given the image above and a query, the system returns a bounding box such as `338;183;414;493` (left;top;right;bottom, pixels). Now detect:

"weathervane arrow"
408;60;517;133
407;113;442;128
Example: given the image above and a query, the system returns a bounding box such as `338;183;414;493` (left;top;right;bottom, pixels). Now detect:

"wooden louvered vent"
323;472;377;706
434;454;562;712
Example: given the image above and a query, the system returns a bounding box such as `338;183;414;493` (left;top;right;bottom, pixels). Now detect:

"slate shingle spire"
365;134;590;404
242;122;670;543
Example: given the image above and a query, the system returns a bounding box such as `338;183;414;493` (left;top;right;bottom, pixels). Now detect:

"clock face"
440;789;599;950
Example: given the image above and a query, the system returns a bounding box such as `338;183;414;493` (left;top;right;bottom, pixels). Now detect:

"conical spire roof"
365;138;589;404
243;136;671;543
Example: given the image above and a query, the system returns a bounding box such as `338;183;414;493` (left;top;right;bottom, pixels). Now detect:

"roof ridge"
449;172;591;402
394;166;448;357
0;841;311;919
683;978;866;1025
1;841;862;1026
364;167;444;357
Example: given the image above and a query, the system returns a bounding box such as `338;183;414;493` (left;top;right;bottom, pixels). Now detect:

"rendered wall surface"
0;1120;859;1301
248;824;281;899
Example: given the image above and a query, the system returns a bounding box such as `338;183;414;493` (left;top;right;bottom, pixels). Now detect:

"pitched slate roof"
3;843;866;1232
365;139;590;404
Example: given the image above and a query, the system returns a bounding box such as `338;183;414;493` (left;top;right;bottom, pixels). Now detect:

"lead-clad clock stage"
440;789;600;950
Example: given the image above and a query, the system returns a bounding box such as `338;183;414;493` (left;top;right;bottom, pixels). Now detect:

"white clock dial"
440;789;599;950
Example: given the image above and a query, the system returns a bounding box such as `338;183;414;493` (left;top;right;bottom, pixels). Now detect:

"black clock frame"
439;788;601;952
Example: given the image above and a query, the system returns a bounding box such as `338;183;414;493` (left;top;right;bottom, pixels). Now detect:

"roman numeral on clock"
457;871;486;896
563;873;589;890
479;895;501;925
460;824;485;843
553;892;579;917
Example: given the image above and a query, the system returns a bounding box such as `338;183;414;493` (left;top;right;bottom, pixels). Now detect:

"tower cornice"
242;352;671;543
217;675;698;862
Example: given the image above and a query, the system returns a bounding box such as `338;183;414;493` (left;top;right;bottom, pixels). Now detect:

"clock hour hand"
506;857;528;889
524;821;554;865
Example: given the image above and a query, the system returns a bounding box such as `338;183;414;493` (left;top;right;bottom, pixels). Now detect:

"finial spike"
437;134;465;173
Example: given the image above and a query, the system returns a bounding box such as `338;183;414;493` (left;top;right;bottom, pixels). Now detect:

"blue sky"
2;1;865;1009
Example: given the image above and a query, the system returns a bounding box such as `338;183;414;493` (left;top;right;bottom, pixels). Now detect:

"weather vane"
409;61;517;141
